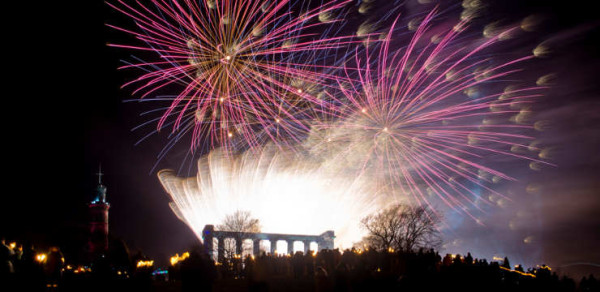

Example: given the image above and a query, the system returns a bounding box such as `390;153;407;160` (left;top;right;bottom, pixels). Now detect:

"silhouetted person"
44;246;64;289
580;274;599;292
442;254;453;266
292;252;304;279
1;238;14;275
304;252;315;279
181;246;215;292
17;242;44;291
465;252;473;265
249;253;268;292
515;264;524;272
315;266;330;292
333;262;350;292
452;254;463;266
502;257;510;269
1;237;15;291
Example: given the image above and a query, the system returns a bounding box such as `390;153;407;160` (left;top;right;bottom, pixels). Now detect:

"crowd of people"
1;237;64;291
2;237;598;292
169;245;598;292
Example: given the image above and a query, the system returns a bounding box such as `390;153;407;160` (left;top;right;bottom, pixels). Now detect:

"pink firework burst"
312;8;552;220
107;0;358;153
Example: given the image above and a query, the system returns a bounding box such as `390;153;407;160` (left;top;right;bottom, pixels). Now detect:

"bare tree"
359;204;442;252
217;210;261;258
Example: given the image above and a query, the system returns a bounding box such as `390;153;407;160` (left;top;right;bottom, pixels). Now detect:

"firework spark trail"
108;0;364;153
116;1;556;249
308;7;551;220
158;146;383;248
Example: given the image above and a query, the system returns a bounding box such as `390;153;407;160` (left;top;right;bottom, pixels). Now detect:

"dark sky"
3;0;599;273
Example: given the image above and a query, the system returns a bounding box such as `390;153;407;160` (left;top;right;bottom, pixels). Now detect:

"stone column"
202;225;215;258
303;241;311;255
235;238;243;256
270;239;277;255
253;239;261;256
217;236;225;263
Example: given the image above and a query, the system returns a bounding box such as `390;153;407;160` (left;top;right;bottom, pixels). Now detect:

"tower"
88;166;110;258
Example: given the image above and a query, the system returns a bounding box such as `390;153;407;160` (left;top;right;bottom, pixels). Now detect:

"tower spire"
96;164;104;185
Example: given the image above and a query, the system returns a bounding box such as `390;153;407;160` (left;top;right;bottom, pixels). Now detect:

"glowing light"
537;264;551;271
137;260;154;268
158;147;383;248
500;266;536;278
36;254;47;263
73;266;91;274
533;43;550;58
524;235;535;244
170;252;190;266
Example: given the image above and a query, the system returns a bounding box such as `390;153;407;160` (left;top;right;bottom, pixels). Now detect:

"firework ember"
308;8;551;220
108;0;359;152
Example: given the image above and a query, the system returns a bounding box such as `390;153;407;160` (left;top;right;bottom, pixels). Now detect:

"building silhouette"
88;166;110;259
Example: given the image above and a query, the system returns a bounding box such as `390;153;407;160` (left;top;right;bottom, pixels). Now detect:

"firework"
148;2;553;250
158;146;383;249
108;0;359;152
307;8;551;219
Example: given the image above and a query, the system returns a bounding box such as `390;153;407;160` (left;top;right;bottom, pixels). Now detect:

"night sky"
2;0;599;275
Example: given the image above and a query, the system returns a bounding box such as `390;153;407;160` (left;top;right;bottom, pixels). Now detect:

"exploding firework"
307;8;551;220
108;0;359;152
151;2;554;250
158;146;384;249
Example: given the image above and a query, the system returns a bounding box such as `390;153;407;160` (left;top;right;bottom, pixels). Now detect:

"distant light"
152;269;169;276
171;252;190;266
137;260;154;268
36;253;47;263
499;266;536;278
